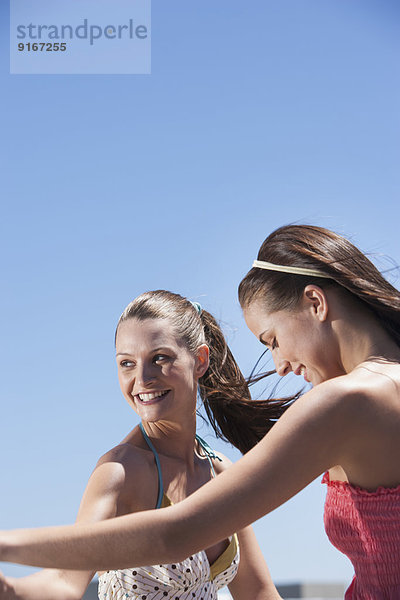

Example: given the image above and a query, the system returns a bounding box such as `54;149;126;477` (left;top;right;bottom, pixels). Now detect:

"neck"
337;315;400;373
325;287;400;373
141;419;198;467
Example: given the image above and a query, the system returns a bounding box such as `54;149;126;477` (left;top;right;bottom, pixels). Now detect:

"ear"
303;285;329;322
195;344;210;378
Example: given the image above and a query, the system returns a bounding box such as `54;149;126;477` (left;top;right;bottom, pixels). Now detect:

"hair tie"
252;259;331;279
190;301;203;315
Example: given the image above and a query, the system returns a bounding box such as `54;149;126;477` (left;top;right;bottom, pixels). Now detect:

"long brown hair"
116;290;294;454
238;224;400;346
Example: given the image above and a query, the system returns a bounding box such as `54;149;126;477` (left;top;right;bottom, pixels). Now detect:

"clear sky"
1;0;399;588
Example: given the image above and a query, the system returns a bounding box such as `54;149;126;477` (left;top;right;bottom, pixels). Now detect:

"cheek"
161;363;177;379
118;371;131;393
173;366;192;383
117;372;124;387
303;338;329;372
169;356;196;377
168;364;196;389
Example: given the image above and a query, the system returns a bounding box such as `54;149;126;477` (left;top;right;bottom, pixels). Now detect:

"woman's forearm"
0;390;342;571
0;508;181;571
0;441;270;570
1;495;230;570
0;452;270;570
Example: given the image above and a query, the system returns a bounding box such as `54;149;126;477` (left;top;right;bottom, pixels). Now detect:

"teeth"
137;390;167;402
300;367;305;376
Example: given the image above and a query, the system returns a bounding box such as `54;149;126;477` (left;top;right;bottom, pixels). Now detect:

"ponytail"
198;310;297;454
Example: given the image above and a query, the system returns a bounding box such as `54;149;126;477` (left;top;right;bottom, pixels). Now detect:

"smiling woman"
0;290;282;600
239;225;400;386
1;226;400;599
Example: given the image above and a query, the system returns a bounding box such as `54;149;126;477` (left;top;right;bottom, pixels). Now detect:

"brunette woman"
0;291;280;600
2;225;400;599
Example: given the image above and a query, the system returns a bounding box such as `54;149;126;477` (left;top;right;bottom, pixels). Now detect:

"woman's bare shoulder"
287;365;400;417
97;440;148;467
316;361;400;419
272;367;400;463
350;360;400;398
88;437;159;509
277;375;362;422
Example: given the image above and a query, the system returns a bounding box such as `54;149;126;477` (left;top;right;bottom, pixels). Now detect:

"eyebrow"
116;347;172;357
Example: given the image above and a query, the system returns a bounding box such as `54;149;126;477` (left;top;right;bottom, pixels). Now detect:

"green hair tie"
190;301;203;315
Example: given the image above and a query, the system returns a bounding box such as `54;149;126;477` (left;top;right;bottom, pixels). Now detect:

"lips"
134;389;171;404
295;366;310;383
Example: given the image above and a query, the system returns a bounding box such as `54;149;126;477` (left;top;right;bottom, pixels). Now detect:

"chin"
318;372;340;385
309;373;325;386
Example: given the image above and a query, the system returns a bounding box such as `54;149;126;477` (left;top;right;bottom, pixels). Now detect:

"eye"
153;354;168;363
119;359;135;368
260;337;277;351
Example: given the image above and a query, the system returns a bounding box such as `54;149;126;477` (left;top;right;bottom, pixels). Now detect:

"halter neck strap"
139;422;164;508
195;434;222;477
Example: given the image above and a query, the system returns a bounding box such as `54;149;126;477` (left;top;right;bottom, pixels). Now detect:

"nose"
274;354;292;377
134;362;156;389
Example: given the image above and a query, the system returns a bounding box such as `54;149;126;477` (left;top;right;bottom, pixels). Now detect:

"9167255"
18;42;67;51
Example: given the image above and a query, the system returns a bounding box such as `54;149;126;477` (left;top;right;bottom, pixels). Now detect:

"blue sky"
1;0;399;588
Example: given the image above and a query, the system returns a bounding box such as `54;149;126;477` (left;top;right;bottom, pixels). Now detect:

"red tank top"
322;472;400;599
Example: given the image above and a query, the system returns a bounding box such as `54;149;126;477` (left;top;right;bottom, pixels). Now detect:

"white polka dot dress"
98;425;240;600
98;535;239;600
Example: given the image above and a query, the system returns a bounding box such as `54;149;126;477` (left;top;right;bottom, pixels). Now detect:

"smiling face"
243;288;345;386
116;317;209;424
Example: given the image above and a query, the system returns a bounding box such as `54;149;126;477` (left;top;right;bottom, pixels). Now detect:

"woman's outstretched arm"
0;444;147;599
0;381;356;571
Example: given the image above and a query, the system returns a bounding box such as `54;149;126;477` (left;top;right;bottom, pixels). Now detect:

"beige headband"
252;259;332;279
